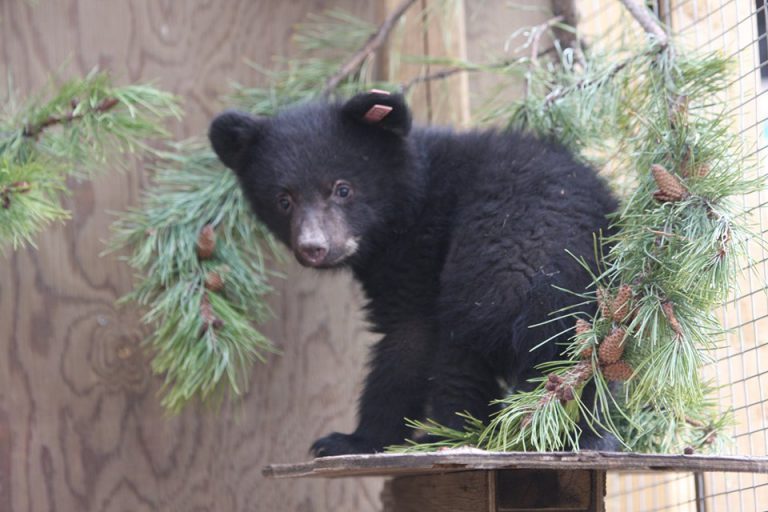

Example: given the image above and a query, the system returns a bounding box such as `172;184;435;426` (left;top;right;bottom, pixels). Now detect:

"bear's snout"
298;242;328;266
292;204;355;268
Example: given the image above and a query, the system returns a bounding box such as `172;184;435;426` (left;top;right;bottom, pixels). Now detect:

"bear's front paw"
579;429;622;452
310;432;379;457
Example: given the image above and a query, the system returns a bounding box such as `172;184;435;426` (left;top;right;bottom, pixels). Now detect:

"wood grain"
381;471;494;512
264;450;768;479
0;2;383;511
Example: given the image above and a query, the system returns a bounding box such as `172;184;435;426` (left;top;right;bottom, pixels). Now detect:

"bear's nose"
298;243;328;265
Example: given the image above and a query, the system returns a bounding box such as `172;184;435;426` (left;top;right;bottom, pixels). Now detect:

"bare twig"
542;0;671;107
401;66;476;93
23;97;119;138
543;55;635;106
530;16;564;66
401;45;561;94
402;15;567;96
321;0;418;97
526;15;565;99
618;0;669;47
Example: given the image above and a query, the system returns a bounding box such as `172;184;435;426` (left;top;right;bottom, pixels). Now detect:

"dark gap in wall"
757;0;768;79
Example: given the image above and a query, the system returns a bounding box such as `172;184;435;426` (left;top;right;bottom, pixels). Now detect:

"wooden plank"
263;450;768;479
381;471;494;512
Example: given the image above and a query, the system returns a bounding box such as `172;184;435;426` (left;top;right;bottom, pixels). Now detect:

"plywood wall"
0;2;384;511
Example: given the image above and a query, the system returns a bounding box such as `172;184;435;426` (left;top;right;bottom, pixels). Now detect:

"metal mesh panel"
576;1;768;510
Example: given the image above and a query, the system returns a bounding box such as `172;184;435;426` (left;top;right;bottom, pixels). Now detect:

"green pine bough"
108;144;281;412
0;70;180;250
394;40;763;454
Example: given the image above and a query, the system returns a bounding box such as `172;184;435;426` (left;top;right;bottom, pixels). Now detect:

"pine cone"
11;181;31;193
695;163;710;177
602;360;634;382
680;145;692;177
557;386;575;402
668;94;689;128
571;360;594;383
653;191;680;202
598;327;626;364
662;301;684;337
652;164;689;202
575;318;591;335
717;229;731;260
612;284;633;323
197;224;216;260
574;319;593;358
547;373;563;385
596;288;612;319
204;271;225;292
199;293;224;335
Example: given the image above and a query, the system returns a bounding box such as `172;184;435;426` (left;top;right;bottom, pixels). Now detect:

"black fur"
209;91;618;456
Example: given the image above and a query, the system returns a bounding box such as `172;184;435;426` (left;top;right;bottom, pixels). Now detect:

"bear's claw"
310;432;379;457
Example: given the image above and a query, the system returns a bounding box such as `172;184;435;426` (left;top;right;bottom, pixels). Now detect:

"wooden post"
377;0;470;126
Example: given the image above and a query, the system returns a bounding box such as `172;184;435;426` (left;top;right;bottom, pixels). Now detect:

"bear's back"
411;127;616;242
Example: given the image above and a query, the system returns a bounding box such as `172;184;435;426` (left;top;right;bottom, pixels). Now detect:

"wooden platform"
264;448;768;479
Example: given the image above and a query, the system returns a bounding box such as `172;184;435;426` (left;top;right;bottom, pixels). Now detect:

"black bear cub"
209;90;617;456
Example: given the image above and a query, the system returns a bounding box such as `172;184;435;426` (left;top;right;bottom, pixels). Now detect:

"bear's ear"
341;90;412;137
209;110;264;170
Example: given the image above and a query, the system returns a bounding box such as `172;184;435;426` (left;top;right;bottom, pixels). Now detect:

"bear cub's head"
209;90;415;268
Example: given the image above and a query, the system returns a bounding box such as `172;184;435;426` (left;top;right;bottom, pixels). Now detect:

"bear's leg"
576;380;622;451
428;343;502;430
310;323;433;456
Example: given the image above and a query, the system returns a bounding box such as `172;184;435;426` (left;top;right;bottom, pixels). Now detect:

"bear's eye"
277;194;292;213
333;181;353;200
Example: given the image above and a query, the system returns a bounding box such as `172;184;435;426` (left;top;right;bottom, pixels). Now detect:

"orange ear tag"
363;104;393;123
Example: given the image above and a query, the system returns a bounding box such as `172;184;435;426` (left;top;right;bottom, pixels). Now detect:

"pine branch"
618;0;669;47
529;16;564;67
542;55;634;106
321;0;418;97
22;96;119;138
396;23;757;454
0;71;179;250
108;142;281;412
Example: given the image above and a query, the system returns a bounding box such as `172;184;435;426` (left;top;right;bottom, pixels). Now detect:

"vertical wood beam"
377;0;470;126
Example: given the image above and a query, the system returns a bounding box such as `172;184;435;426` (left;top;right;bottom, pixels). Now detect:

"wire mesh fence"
577;0;768;510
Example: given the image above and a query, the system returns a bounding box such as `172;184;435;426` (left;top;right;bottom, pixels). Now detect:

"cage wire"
574;0;768;510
